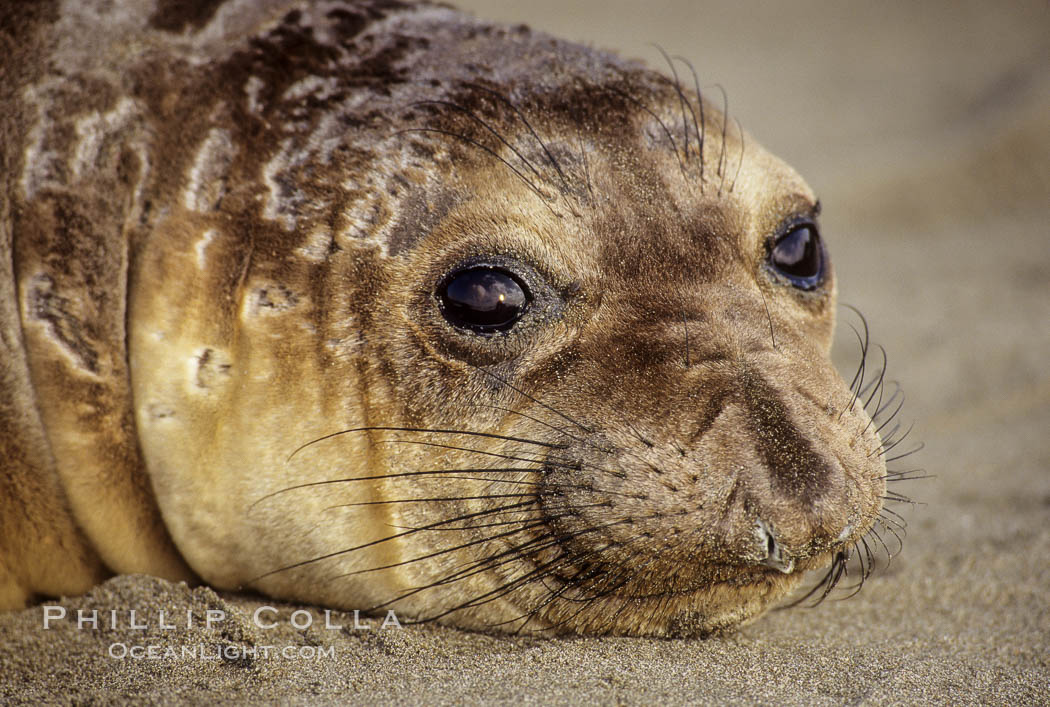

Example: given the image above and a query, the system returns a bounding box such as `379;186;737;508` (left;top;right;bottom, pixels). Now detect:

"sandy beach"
2;1;1048;703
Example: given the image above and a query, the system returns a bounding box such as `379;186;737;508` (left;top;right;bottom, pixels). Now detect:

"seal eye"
438;266;530;334
769;223;825;290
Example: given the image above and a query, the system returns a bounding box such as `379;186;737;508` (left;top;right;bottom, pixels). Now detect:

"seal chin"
518;558;819;637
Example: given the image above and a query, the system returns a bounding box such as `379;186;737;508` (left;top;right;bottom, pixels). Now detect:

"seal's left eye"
438;266;530;334
769;224;826;290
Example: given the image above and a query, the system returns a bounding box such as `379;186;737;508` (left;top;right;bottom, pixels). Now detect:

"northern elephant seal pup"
0;0;902;636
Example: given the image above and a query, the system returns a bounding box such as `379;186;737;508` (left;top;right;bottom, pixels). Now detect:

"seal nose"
755;519;794;573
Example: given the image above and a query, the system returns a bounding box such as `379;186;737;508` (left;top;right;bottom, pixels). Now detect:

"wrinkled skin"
0;0;886;635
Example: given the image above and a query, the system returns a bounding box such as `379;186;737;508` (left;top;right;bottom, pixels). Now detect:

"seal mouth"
522;504;837;604
496;544;835;636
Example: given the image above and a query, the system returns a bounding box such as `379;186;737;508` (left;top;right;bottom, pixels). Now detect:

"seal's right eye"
768;223;826;291
437;266;531;334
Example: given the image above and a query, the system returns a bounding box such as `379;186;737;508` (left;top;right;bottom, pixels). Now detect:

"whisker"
394;127;560;216
410;99;544;178
760;289;777;351
861;346;888;410
881;468;932;482
470;364;596;434
329;518;553;581
325;492;535;509
289;424;567;461
576;127;595;200
872;382;904;421
464;82;573;195
401;517;635;623
374;439;626;479
249;467;544;510
883;440;925;463
654;45;691;163
713;83;728;187
602;82;687;177
729;117;745;193
675;56;706;188
366;514;626;614
245;500;536;584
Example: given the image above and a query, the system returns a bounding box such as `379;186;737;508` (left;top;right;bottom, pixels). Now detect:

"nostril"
755;519;795;574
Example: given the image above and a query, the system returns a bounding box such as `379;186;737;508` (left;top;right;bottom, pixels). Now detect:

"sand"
2;1;1048;703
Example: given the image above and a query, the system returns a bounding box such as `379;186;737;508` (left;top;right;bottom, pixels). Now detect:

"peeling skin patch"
261;138;299;230
72;97;139;181
338;142;443;254
260;93;372;231
193;348;232;390
195;229;218;270
183;128;235;212
21;84;151;212
282;75;341;102
24;274;100;376
244;284;300;317
245;75;266;116
146;403;176;421
19;88;55;200
296;228;335;262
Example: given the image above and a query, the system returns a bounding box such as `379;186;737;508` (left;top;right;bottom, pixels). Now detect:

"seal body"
1;0;889;635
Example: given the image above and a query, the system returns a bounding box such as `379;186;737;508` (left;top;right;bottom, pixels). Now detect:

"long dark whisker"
729;117;745;193
374;439;627;480
463;82;573;195
410;99;545;179
713;83;729;183
839;305;871;416
884;442;926;463
877;516;906;556
760;290;777;351
249;466;544;510
602;82;687;177
879;507;911;533
881;468;932;482
393;127;560;216
576;127;595;200
389;500;611;533
872;382;904;421
862;346;889;410
422;508;630;593
326;481;644;510
329;517;554;581
397;517;637;623
365;512;625;614
654;45;691;163
245;500;537;585
507;549;669;634
878;505;909;531
326;492;534;509
471;403;588;450
470;364;596;434
870;422;916;458
676;56;706;188
288;425;567;461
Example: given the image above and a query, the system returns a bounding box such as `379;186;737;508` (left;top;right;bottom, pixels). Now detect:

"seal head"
3;0;891;636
